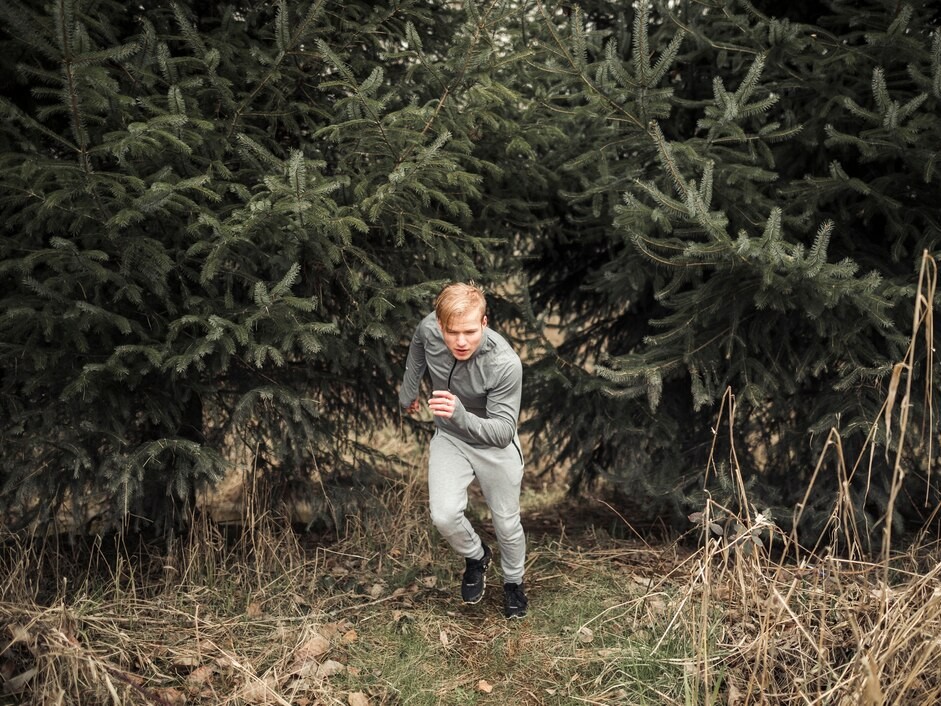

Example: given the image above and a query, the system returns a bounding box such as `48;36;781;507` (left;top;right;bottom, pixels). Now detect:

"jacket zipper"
511;438;523;465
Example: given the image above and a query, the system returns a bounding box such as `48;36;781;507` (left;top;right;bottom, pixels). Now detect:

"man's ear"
481;315;488;328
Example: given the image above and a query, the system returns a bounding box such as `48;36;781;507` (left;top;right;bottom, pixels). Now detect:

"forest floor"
3;432;941;705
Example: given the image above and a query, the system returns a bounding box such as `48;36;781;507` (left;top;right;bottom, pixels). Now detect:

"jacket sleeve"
398;321;428;409
450;355;522;448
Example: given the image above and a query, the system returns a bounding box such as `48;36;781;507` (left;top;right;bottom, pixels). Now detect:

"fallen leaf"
478;679;493;693
285;676;313;692
153;687;187;705
368;583;384;598
294;634;330;663
320;620;353;639
316;659;346;679
577;626;594;643
214;655;238;669
240;675;278;704
646;595;667;615
439;630;450;648
348;691;370;706
172;655;201;668
342;629;358;644
1;658;16;681
2;667;37;694
246;602;264;618
185;665;215;688
420;575;437;588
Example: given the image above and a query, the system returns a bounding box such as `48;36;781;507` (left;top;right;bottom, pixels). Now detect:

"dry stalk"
670;253;941;705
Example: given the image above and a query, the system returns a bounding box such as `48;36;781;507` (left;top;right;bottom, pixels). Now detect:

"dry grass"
2;257;939;705
3;450;941;705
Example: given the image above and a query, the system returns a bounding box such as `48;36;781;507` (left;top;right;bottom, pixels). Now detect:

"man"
399;282;528;619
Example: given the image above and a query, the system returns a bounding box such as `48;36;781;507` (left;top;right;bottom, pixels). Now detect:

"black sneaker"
461;543;491;604
503;582;528;619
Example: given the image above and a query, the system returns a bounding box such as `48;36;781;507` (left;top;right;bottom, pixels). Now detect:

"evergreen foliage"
520;0;941;547
2;0;939;551
0;0;523;534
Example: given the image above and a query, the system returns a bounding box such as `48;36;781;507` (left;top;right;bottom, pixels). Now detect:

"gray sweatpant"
428;430;526;585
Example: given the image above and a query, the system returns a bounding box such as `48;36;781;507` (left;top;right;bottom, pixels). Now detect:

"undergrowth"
3;473;941;705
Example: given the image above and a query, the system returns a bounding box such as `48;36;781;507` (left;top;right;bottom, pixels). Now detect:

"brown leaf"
478;679;493;694
439;630;450;648
646;595;667;615
0;658;16;682
320;620;353;639
241;677;277;704
348;691;370;706
342;629;358;644
153;687;187;705
171;654;201;668
186;665;215;689
246;601;264;618
420;575;437;588
294;634;330;662
316;659;346;679
577;626;594;643
2;667;37;694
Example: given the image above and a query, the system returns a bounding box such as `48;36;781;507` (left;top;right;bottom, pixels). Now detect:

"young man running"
399;282;528;618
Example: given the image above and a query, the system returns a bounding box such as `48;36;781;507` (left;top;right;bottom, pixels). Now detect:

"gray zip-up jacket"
399;312;522;449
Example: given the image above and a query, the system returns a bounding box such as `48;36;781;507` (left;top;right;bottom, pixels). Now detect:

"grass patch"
4;492;937;706
3;477;941;705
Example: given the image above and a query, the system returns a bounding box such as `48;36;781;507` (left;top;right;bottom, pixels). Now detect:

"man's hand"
404;398;421;414
428;390;457;419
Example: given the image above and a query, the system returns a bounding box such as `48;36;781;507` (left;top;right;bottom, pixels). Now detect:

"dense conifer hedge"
1;0;938;547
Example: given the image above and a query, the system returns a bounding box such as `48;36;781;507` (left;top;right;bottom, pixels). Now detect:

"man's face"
439;310;487;361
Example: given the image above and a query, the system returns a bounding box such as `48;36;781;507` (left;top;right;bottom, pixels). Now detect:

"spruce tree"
519;0;941;548
0;0;525;534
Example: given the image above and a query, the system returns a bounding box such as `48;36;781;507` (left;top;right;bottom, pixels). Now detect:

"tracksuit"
399;312;526;585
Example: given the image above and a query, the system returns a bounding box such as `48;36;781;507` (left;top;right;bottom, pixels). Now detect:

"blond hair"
435;282;487;328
